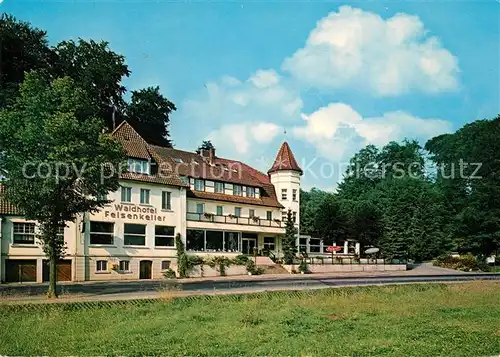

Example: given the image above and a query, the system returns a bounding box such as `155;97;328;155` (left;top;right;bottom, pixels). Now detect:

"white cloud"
282;6;459;96
177;69;302;160
207;122;281;156
293;103;453;160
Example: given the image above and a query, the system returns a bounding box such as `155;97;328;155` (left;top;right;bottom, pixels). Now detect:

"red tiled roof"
187;189;283;208
268;141;303;175
111;121;282;207
0;184;21;215
112;122;188;187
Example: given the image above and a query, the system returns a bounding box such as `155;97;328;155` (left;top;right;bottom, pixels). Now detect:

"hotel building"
0;122;303;282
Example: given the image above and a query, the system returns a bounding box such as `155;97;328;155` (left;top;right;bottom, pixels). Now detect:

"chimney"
200;148;216;165
209;148;215;165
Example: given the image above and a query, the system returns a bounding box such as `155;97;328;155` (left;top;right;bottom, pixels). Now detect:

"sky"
4;0;499;191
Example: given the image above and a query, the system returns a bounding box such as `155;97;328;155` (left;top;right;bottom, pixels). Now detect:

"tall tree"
0;14;54;107
196;140;215;154
53;39;130;130
282;209;297;264
426;116;500;259
127;86;176;147
300;188;330;236
0;72;126;297
313;195;349;246
337;145;381;198
349;200;382;249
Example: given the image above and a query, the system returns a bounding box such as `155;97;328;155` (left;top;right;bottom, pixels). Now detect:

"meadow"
0;282;499;356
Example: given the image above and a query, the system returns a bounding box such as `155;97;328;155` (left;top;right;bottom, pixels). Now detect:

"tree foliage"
196;140;215;154
53;39;130;130
0;72;126;297
0;14;54;107
127;86;176;147
425;116;500;258
1;15;176;145
282;209;297;264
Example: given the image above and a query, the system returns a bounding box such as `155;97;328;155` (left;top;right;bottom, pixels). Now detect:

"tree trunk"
47;254;58;298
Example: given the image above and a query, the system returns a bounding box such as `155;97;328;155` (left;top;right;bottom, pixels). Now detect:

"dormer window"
233;185;243;196
194;179;205;191
128;158;150;175
246;187;255;198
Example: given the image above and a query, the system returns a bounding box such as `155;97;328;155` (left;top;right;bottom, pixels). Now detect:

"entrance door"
139;260;152;279
242;238;257;255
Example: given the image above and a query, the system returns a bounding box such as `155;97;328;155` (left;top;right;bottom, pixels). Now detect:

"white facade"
270;170;301;237
0;140;302;283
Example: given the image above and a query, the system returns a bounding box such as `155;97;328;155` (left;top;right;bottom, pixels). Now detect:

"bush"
163;268;177;279
298;260;308;273
204;256;232;276
232;254;249;265
246;260;264;275
433;254;480;271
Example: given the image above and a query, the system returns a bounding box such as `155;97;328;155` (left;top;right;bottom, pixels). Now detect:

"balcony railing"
187;212;282;228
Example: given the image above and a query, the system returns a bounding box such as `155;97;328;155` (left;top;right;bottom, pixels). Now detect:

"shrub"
246;260;264;275
298;260;308;273
233;254;249;265
205;256;232;276
433;254;480;271
163;268;177;279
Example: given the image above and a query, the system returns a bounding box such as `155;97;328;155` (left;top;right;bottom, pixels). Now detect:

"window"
96;260;107;272
124;224;146;246
161;260;171;270
155;225;175;247
206;230;224;252
216;205;223;215
233;185;243;196
128;158;149;174
246;187;255;198
299;238;308;253
266;211;272;221
194;179;204;191
121;187;132;203
173;158;183;163
196;203;204;214
215;182;224;193
249;209;255;218
119;260;130;271
140;188;150;204
310;238;321;253
292;189;297;201
162;191;171;210
264;237;275;251
235;207;242;217
180;176;189;185
292;211;297;223
186;229;205;251
187;229;240;252
224;231;239;252
13;223;36;244
89;222;114;245
281;188;287;200
282;211;287;222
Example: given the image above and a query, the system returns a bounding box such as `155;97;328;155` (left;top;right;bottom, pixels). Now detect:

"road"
1;272;499;303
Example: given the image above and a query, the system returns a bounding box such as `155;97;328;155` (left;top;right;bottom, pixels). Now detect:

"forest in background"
300;116;500;264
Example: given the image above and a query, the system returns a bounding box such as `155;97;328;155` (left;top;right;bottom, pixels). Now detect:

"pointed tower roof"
268;141;303;175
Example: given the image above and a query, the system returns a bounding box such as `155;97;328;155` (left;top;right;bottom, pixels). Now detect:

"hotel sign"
104;204;168;222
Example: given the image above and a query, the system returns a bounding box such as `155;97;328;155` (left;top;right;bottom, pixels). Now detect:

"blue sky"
4;0;499;190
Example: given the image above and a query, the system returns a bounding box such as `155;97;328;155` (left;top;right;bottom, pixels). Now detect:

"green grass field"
1;282;499;356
